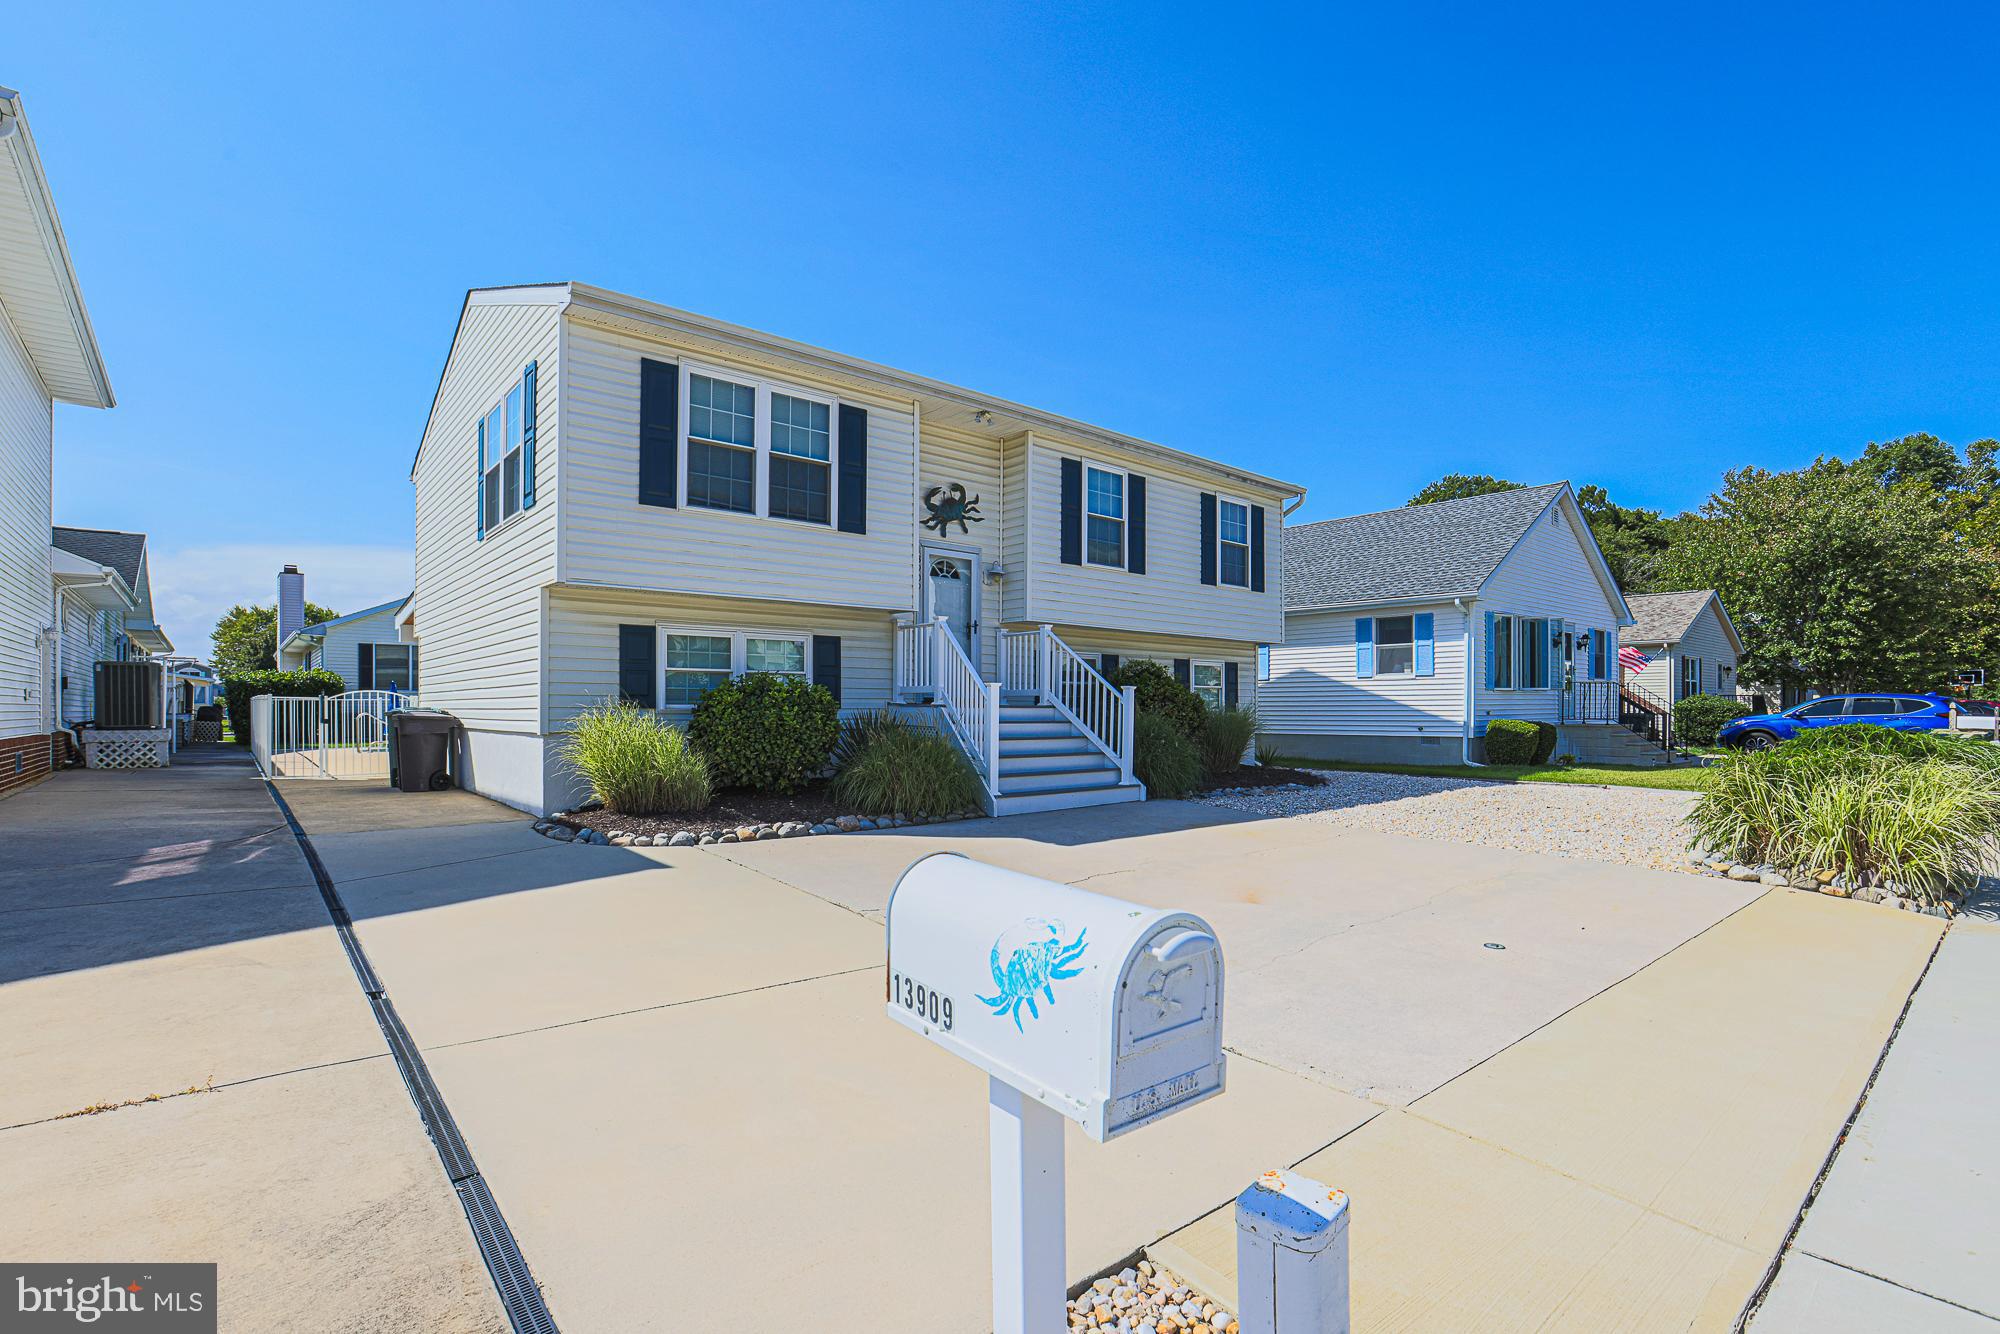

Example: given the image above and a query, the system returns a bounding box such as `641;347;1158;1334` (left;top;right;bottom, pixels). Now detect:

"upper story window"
1374;615;1415;675
1086;466;1125;567
768;393;831;525
1218;498;1250;587
482;383;526;530
687;374;757;515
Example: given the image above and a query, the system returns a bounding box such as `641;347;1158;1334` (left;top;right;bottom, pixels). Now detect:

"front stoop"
990;703;1144;814
1560;724;1672;767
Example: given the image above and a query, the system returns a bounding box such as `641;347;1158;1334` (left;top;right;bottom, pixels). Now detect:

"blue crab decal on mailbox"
977;917;1089;1031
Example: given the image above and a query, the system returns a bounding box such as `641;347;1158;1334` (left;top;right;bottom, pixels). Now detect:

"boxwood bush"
220;669;346;746
1530;720;1560;765
1675;692;1752;746
1134;711;1202;798
1484;718;1539;765
687;673;839;793
1108;659;1207;739
830;712;983;818
557;701;711;814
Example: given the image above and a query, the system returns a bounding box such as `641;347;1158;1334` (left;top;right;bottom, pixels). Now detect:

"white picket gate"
249;691;413;779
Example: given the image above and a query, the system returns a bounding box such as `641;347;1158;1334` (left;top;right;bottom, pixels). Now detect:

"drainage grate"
263;782;558;1334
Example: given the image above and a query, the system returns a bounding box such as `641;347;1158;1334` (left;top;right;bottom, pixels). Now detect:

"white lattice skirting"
83;729;171;769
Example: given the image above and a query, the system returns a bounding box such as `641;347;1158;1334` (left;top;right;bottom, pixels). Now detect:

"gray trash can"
389;709;460;792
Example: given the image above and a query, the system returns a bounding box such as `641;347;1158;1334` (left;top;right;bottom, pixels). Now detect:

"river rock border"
1685;851;1958;918
1069;1258;1236;1333
530;808;984;847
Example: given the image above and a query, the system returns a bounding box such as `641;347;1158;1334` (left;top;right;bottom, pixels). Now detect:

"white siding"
0;306;52;740
410;298;561;733
58;601;125;724
1049;627;1259;709
1262;604;1468;736
1630;599;1739;702
1000;434;1030;625
559;318;919;612
1019;434;1286;646
1472;498;1625;727
919;423;1004;681
315;604;406;690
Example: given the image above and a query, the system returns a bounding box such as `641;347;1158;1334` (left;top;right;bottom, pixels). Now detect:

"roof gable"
51;525;144;590
0;90;112;407
1283;483;1572;610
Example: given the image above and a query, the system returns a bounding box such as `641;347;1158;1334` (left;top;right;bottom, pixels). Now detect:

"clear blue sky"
11;3;1997;652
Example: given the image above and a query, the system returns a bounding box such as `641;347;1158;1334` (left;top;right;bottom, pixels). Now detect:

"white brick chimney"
277;565;305;649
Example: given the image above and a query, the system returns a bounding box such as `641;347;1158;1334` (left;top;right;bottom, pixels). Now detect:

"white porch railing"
893;616;1001;796
249;693;273;775
251;690;414;779
998;625;1136;786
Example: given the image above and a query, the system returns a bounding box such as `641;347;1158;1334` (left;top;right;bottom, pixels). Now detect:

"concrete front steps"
1560;723;1672;767
990;699;1144;817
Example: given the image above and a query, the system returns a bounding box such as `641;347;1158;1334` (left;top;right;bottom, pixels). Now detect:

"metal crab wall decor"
922;482;984;535
976;917;1089;1032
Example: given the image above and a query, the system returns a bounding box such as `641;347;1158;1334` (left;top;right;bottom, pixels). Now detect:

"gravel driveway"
1197;770;1701;874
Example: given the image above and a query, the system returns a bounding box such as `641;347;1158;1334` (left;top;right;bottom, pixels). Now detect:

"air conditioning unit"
94;660;163;729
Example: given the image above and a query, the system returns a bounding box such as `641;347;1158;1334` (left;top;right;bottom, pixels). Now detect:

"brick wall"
0;732;55;799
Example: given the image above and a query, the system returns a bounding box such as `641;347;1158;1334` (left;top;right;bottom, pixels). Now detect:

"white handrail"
1000;629;1040;694
893;616;999;795
1031;626;1135;785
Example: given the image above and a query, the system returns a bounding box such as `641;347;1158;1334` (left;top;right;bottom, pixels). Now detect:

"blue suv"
1717;693;1955;750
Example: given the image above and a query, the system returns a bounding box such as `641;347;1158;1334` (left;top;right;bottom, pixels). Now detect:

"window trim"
1490;612;1553;690
1190;658;1226;710
677;359;842;529
654;623;813;712
1083;461;1128;569
368;642;417;692
1215;493;1252;589
1373;613;1417;677
1679;654;1702;700
480;372;531;536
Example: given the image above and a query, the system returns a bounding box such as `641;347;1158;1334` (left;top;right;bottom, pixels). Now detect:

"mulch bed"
1198;764;1327;792
553;781;849;838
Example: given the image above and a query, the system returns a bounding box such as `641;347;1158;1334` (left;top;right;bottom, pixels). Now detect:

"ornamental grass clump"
1197;705;1261;782
829;712;984;818
1134;711;1202;799
1687;724;2000;905
557;701;712;815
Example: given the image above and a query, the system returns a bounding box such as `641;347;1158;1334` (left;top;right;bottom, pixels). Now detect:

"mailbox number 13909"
891;971;953;1031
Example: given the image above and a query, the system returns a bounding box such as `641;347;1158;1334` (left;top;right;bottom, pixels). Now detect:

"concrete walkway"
1750;889;1999;1331
0;762;505;1333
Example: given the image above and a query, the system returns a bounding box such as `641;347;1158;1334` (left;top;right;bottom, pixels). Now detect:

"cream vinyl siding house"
1264;484;1649;764
410;284;1300;816
1620;590;1743;706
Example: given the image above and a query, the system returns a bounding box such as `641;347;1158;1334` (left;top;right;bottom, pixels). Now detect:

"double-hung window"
369;644;417;692
1375;615;1415;675
687;373;758;514
1085;466;1125;567
660;628;810;709
1591;629;1609;679
1493;615;1516;689
768;393;831;524
1493;614;1548;688
1218;498;1250;587
482;379;527;530
1191;661;1225;710
1679;655;1702;700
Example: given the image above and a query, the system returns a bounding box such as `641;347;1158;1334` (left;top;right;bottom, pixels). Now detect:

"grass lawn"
1263;755;1712;792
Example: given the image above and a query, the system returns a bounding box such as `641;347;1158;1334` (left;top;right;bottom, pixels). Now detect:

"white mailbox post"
886;853;1227;1334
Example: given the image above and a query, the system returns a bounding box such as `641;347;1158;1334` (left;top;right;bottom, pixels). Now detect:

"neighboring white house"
50;527;173;732
0;88;117;796
1619;589;1744;710
408;283;1302;816
275;567;417;693
1261;483;1657;764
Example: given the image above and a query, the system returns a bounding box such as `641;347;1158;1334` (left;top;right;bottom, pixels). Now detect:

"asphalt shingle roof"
1282;483;1570;610
1619;590;1716;646
51;526;146;592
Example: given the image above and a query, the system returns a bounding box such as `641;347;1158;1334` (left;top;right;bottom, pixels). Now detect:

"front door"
924;550;978;662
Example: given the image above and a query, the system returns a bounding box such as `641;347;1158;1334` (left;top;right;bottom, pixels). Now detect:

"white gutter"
49;573;119;760
1455;597;1483;767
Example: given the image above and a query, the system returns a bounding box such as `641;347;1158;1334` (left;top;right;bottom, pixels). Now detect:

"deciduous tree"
210;601;340;677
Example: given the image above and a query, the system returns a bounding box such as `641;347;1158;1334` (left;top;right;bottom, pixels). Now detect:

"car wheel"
1737;730;1780;752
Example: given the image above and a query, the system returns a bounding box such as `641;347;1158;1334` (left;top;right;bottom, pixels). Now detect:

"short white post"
1119;685;1137;785
1235;1168;1350;1334
985;682;1003;798
988;1075;1066;1334
1037;625;1055;703
931;616;947;697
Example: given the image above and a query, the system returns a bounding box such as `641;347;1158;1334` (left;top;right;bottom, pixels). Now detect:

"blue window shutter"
812;635;843;703
475;417;487;540
638;358;679;508
1414;613;1435;677
837;404;868;534
521;361;538;509
409;646;419;691
618;625;657;707
1199;493;1218;585
1127;474;1147;574
1224;660;1240;707
1250;505;1267;592
358;643;375;691
1059;458;1083;565
1484;612;1496;688
1355;617;1376;678
1173;658;1191;688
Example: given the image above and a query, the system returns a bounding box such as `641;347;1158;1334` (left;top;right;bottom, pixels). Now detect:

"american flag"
1619;646;1652;676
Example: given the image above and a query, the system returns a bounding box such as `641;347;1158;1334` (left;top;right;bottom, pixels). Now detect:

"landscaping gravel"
1196;769;1701;873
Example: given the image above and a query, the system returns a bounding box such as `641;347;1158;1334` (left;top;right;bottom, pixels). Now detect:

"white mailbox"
885;852;1226;1141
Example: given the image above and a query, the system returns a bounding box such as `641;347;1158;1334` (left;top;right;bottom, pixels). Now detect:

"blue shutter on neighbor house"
1199;493;1218;586
1414;613;1435;677
1224;660;1240;707
1251;505;1267;593
1059;457;1083;565
812;635;843;703
837;404;868;534
475;416;487;540
1173;658;1191;688
1127;474;1147;574
520;361;538;508
618;625;657;708
1355;617;1377;678
638;358;679;508
358;643;375;691
1484;612;1496;688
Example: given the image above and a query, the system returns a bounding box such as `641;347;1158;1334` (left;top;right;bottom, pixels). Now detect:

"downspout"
1455;596;1483;767
49;575;119;764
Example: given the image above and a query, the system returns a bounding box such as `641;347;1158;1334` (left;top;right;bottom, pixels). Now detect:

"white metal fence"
249;690;413;779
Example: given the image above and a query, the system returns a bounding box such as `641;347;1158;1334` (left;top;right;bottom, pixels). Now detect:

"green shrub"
1687;732;2000;904
687;672;839;793
830;714;984;818
220;669;346;745
1484;718;1538;765
1108;659;1207;739
830;709;904;773
1134;711;1202;798
1530;720;1560;765
1198;706;1261;781
1674;693;1752;746
557;701;712;814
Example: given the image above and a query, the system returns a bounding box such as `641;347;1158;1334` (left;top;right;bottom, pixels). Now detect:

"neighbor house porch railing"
1559;677;1620;725
998;625;1136;787
892;616;1000;796
1619;680;1675;751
